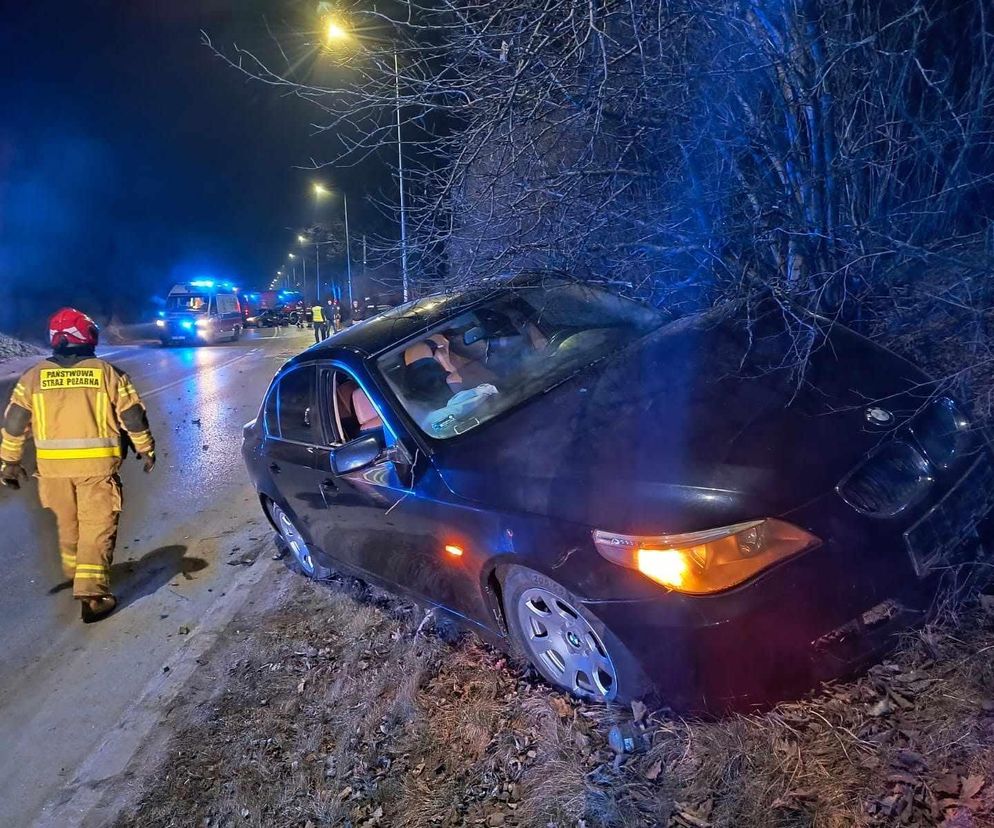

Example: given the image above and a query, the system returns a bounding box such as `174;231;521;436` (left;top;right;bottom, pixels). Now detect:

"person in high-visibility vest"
0;308;156;623
311;302;327;343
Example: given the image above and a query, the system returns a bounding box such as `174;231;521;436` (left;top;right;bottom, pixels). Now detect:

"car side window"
324;368;385;445
274;366;318;444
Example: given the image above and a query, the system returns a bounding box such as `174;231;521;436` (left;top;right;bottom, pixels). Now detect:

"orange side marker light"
444;544;464;557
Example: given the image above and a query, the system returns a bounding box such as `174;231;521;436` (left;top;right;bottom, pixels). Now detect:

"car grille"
836;440;933;517
904;454;994;576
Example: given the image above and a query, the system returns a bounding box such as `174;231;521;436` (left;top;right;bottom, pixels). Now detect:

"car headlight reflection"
195;318;211;328
592;518;818;594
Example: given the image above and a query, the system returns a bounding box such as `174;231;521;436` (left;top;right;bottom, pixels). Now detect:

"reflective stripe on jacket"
1;356;155;478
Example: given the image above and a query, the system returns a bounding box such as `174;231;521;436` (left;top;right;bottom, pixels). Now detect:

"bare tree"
207;0;994;386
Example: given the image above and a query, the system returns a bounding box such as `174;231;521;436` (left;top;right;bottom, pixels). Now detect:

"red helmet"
49;308;99;349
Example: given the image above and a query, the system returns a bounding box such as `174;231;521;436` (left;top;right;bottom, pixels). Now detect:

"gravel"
0;332;43;363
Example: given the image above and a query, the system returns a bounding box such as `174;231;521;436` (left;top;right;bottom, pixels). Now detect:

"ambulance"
156;280;243;345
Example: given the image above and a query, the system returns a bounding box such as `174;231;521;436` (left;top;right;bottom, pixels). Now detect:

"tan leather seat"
352;387;383;432
403;341;434;365
336;379;357;419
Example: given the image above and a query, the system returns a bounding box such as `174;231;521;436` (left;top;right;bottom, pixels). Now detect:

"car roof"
302;274;558;360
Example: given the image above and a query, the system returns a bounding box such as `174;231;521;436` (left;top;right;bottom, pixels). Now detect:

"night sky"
0;0;386;337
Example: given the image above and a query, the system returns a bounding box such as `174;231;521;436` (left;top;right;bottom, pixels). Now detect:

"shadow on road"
48;545;208;607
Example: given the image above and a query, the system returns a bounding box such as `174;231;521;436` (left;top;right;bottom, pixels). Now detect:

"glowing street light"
325;18;350;43
313;182;330;197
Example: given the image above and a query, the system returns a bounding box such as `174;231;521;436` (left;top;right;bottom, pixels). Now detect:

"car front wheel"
502;566;650;704
268;502;331;580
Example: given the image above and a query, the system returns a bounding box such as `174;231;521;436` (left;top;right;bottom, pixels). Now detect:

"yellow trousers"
38;476;122;598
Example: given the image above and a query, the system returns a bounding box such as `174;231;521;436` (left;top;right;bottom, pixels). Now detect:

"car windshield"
376;282;663;439
166;294;209;312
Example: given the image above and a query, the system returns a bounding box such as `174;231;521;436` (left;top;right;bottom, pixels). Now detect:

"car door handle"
269;462;281;474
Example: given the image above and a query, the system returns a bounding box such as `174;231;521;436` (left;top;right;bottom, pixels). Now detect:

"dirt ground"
112;558;994;828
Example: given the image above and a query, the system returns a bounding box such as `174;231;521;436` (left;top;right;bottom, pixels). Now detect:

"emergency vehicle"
156;281;243;346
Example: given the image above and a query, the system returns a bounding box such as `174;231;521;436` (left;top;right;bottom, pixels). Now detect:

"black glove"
138;451;156;473
1;462;27;490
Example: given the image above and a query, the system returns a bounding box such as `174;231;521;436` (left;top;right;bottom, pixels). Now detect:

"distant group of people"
311;299;373;343
310;299;342;343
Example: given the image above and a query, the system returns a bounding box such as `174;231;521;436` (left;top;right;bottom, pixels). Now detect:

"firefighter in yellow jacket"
0;308;156;623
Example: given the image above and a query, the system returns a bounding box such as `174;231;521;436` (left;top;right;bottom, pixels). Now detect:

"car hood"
432;307;932;534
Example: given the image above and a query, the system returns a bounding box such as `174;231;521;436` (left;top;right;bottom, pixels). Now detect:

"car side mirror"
332;431;385;475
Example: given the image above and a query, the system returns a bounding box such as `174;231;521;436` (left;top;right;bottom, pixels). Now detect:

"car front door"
313;365;497;625
262;363;334;546
307;365;427;588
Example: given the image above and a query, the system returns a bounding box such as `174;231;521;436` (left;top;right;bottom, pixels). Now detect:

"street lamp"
323;17;409;301
310;183;353;306
326;19;349;43
287;253;299;290
311;185;327;301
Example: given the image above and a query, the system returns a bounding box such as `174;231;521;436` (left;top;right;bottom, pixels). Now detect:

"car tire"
502;566;651;704
267;501;331;580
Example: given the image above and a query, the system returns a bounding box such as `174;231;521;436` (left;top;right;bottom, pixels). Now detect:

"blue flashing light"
189;279;215;288
181;320;194;330
157;311;165;318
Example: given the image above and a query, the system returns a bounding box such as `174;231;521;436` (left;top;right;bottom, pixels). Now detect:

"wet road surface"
0;326;313;825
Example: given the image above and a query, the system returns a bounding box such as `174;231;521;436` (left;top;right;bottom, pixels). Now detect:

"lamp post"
343;191;353;307
325;18;408;301
311;183;353;305
312;184;328;302
297;235;308;299
393;49;409;301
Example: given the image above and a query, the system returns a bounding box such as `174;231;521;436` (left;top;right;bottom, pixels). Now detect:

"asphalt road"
0;326;313;826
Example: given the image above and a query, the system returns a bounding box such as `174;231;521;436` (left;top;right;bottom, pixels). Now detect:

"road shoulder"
34;535;283;828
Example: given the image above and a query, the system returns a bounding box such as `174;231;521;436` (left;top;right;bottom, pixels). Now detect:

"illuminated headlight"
195;318;211;328
592;519;818;594
910;397;971;470
155;319;166;328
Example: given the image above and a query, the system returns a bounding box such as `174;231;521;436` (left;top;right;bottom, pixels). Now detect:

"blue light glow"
189;279;215;288
181;320;194;330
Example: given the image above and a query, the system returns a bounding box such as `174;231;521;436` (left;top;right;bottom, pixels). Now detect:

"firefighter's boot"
81;595;117;623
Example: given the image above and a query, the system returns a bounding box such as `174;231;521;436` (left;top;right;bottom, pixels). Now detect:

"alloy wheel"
272;504;316;576
515;587;618;701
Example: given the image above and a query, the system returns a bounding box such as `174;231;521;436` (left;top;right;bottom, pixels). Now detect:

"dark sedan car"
242;277;994;713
